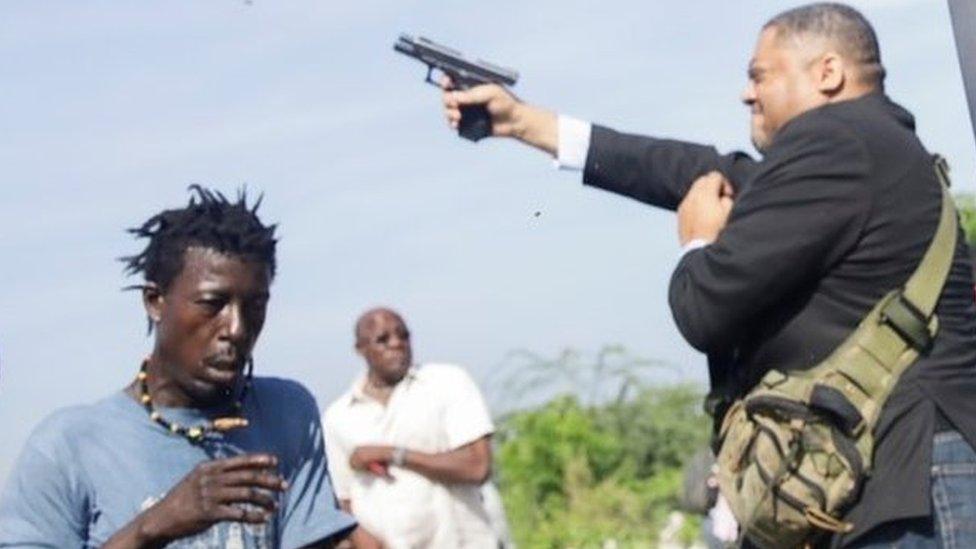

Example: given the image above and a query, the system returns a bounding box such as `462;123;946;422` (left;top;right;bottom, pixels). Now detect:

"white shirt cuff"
553;115;592;171
680;239;710;258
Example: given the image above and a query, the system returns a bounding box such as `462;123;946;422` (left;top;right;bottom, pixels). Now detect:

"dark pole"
949;0;976;147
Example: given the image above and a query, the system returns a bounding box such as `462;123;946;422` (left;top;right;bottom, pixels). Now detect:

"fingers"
719;195;735;216
452;84;503;106
349;449;376;471
212;453;278;472
721;179;735;198
220;469;289;492
691;171;727;194
214;503;273;524
678;171;736;246
213;486;278;511
367;461;394;480
442;92;462;129
442;84;506;131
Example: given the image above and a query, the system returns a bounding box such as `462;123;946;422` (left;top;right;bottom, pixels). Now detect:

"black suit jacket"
582;92;976;544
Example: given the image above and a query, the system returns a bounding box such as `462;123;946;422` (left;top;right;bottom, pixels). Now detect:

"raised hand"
106;453;288;547
677;171;735;246
440;76;558;154
349;445;395;480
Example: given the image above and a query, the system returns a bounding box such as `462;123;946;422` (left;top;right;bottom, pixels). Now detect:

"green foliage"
956;193;976;246
594;385;710;479
488;192;976;546
495;384;711;547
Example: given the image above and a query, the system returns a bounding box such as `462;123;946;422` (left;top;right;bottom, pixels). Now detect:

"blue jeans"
852;430;976;548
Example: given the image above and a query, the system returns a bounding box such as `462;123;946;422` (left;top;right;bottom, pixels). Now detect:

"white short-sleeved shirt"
323;363;497;549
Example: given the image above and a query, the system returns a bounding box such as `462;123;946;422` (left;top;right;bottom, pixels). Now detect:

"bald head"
354;307;412;384
764;2;885;89
355;307;405;344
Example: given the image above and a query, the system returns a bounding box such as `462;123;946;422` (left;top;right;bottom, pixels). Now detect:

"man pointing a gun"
437;3;976;547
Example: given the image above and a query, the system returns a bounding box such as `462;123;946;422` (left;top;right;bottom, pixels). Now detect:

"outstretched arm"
440;82;759;210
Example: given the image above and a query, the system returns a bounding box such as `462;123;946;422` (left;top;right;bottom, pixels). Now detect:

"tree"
489;347;710;547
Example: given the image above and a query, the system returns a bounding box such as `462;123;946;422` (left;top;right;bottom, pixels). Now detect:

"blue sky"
0;0;971;484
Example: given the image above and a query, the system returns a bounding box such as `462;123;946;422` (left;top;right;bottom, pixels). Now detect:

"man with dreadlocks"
0;186;357;548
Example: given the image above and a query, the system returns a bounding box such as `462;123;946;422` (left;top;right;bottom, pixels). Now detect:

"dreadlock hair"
121;185;278;294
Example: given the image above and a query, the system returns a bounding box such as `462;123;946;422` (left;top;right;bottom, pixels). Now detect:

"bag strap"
810;156;959;436
878;156;957;352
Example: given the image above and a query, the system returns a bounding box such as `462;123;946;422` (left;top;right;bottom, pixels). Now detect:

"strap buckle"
880;293;933;352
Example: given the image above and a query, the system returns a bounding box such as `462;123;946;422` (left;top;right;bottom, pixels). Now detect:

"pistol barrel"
393;34;518;87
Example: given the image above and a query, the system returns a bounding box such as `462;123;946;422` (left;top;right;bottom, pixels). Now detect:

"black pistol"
394;34;519;142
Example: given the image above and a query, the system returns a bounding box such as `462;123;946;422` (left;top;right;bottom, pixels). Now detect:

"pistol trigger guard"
423;66;436;86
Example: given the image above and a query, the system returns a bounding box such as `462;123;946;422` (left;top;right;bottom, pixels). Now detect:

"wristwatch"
391;446;408;467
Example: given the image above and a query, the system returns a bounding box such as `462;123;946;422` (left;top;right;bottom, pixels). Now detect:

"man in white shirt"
323;308;500;548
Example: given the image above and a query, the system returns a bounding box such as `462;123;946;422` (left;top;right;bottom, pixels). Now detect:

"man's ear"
817;51;846;95
142;282;164;327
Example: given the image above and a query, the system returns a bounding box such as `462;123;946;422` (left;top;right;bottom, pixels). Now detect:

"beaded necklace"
137;359;251;443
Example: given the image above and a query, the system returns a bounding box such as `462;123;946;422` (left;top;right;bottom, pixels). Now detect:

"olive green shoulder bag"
715;157;957;549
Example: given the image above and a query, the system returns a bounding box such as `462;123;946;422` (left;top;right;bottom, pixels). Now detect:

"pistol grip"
458;104;492;142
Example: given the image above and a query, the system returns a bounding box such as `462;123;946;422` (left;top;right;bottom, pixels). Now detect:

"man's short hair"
122;185;278;292
354;307;405;344
764;2;886;88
